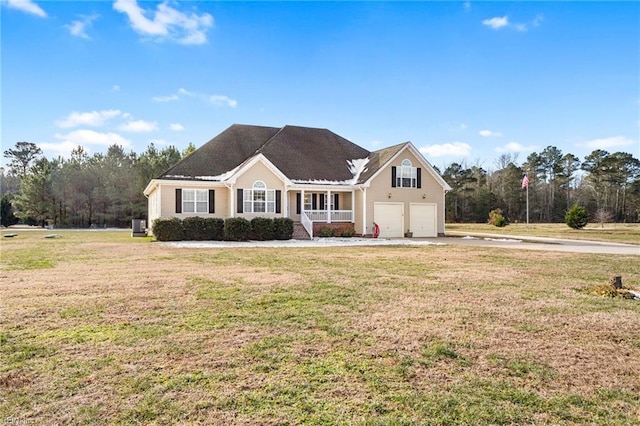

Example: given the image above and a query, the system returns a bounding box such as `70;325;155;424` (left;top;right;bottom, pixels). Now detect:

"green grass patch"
1;232;639;423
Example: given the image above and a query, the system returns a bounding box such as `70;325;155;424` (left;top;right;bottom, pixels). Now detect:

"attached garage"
410;203;437;237
373;202;404;238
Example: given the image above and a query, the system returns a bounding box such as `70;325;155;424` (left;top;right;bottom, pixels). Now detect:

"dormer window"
397;159;417;188
391;159;422;188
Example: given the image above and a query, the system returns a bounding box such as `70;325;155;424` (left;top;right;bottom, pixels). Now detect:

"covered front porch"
289;188;355;238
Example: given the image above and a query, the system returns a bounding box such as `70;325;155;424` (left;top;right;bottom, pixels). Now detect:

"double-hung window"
244;181;276;213
396;159;418;188
183;189;209;213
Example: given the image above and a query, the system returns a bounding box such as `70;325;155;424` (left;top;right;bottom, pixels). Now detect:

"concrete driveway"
440;231;640;255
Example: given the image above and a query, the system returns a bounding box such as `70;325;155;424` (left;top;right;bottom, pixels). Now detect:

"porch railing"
304;210;353;222
301;211;314;239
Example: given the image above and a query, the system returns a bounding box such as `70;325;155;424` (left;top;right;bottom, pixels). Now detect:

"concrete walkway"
166;232;639;255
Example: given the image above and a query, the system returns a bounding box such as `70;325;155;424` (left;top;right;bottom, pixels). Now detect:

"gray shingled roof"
158;124;371;182
257;125;370;182
160;124;281;180
357;142;407;184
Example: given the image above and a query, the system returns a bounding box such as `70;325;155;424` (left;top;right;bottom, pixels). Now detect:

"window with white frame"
396;159;417;188
183;189;209;213
244;181;276;213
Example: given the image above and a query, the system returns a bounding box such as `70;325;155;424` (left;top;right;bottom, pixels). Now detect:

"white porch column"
301;189;305;217
362;188;367;235
351;190;355;223
284;187;289;218
327;190;332;223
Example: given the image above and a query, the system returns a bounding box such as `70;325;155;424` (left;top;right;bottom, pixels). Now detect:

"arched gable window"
243;180;276;213
396;159;418;188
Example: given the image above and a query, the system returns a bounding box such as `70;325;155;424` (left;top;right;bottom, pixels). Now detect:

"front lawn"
1;231;639;424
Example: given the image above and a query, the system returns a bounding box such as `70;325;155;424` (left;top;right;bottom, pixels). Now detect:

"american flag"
522;174;530;190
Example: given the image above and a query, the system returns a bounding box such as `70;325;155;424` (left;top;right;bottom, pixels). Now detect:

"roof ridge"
254;125;287;155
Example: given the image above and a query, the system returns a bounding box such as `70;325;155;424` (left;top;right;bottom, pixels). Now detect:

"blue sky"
2;0;639;171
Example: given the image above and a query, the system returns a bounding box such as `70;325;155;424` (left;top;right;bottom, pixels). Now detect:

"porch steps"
293;222;311;240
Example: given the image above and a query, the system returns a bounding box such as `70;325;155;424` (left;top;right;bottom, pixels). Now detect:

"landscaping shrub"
273;217;294;240
488;208;508;227
203;218;224;241
339;227;355;237
152;217;184;241
183;216;207;240
317;227;335;237
224;217;251;241
250;217;275;241
565;203;588;229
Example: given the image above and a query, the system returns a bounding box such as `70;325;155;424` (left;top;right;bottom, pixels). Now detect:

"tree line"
440;147;640;225
1;141;194;227
1;142;639;228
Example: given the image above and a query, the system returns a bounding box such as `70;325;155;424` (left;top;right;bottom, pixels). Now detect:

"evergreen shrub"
152;217;185;241
250;217;275;241
273;217;294;240
565;204;588;229
203;218;224;241
224;217;251;241
183;216;207;240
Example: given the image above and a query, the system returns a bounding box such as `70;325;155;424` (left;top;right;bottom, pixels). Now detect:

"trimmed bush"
488;208;508;227
273;217;294;240
251;217;275;241
339;227;355;237
224;217;251;241
565;203;588;229
183;216;207;240
317;227;335;237
203;218;224;241
152;217;184;241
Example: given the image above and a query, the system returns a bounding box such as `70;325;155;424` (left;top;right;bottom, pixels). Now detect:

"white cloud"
513;23;527;32
479;129;502;137
495;142;539;153
56;109;122;128
463;2;471;12
170;123;184;131
65;14;98;39
482;14;543;32
210;95;238;108
113;0;213;45
152;94;179;102
482;16;508;30
582;136;635;150
153;88;237;108
532;14;544;27
54;129;131;148
39;141;79;156
112;85;121;92
4;0;46;17
419;142;472;157
119;119;158;133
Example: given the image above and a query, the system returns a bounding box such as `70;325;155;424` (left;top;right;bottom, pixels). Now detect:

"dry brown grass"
1;231;639;424
446;222;640;245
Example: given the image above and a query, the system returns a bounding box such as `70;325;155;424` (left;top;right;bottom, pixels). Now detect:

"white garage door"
374;202;404;238
410;203;437;237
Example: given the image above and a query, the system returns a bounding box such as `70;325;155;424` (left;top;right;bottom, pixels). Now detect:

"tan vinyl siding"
235;162;285;191
289;191;300;221
157;183;229;219
235;162;285;219
366;150;446;235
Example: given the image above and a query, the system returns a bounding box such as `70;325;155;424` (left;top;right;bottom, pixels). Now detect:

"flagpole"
526;184;529;228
